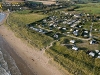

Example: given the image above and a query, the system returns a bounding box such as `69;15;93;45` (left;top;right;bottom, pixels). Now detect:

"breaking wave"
0;48;21;75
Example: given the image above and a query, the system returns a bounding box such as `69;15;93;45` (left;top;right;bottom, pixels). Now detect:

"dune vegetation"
7;11;53;49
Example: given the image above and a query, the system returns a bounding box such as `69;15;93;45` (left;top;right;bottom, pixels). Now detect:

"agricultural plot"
75;3;100;14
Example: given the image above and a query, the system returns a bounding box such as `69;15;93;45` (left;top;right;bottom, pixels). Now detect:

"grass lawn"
75;3;100;14
10;12;48;25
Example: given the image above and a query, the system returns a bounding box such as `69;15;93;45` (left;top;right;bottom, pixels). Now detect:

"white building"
89;52;95;57
97;56;100;58
70;40;75;44
72;46;78;51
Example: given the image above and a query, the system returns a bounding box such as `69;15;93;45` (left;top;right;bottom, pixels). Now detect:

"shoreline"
0;24;66;75
0;35;34;75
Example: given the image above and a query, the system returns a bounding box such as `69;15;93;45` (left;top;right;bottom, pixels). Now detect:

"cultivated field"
75;3;100;14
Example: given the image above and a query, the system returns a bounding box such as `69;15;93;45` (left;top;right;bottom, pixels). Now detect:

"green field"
7;11;53;49
75;3;100;14
9;11;47;24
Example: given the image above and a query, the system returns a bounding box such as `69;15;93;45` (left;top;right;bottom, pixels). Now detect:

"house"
95;50;99;53
72;46;78;51
54;34;58;39
74;14;80;18
97;56;100;58
90;39;96;44
89;52;95;57
82;30;89;38
98;52;100;55
70;40;75;44
73;29;79;36
70;23;77;28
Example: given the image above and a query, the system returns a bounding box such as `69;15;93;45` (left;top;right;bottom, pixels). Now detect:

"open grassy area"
7;12;53;49
46;37;100;75
75;3;100;14
10;11;48;24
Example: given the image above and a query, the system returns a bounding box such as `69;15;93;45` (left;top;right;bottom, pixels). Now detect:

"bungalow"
82;30;89;38
70;40;75;44
95;50;99;53
73;29;79;36
97;56;100;58
74;14;80;18
98;52;100;55
63;21;67;24
72;46;78;51
70;23;77;28
54;34;58;39
89;52;95;57
90;39;96;44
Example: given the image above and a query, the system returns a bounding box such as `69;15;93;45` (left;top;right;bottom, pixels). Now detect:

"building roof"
89;52;95;57
97;56;100;58
70;40;75;44
72;46;78;51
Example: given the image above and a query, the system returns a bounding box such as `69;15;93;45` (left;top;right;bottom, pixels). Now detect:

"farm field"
75;3;100;14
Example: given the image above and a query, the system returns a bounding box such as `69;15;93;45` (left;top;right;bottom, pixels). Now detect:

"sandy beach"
0;17;68;75
0;35;34;75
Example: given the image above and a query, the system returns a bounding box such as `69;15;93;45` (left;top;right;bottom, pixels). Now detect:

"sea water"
0;12;21;75
0;48;21;75
0;13;6;23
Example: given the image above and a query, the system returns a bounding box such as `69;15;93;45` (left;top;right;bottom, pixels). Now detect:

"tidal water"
0;48;21;75
0;35;34;75
0;12;34;75
0;13;6;23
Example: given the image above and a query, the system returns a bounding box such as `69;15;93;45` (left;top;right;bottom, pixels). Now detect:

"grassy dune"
7;11;53;49
10;12;47;24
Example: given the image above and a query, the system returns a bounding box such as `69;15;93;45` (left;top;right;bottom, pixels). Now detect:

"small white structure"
97;56;100;58
62;27;66;30
95;50;99;53
73;30;78;36
89;52;95;57
98;52;100;55
72;46;78;51
70;40;75;44
89;39;96;44
70;29;73;31
54;34;58;38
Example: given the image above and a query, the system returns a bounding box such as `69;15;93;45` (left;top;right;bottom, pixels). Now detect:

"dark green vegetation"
7;11;53;49
46;37;100;75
